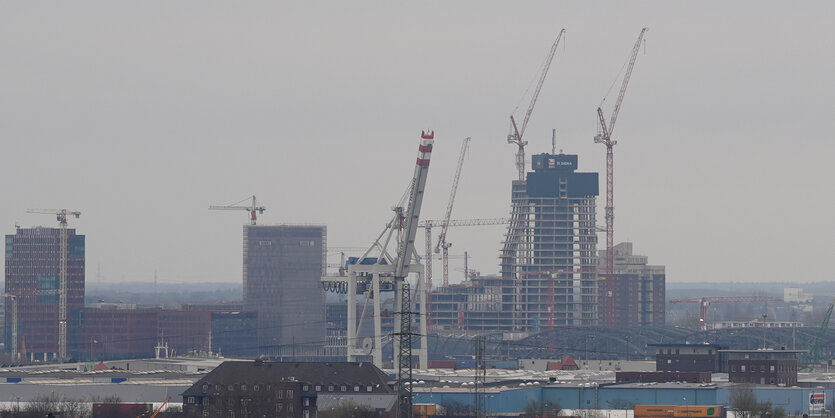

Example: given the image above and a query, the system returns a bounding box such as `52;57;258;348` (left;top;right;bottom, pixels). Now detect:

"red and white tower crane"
508;29;566;181
26;208;81;362
595;28;647;326
434;137;471;287
208;195;266;225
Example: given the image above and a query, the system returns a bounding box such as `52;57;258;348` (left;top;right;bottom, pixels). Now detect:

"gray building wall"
243;225;326;356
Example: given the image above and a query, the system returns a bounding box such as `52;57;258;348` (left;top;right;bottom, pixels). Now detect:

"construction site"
4;27;834;369
1;26;835;418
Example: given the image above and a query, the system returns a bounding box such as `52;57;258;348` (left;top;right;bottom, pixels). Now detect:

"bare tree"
730;387;759;418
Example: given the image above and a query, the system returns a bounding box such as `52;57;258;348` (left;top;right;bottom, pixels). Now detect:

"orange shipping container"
635;406;723;418
635;405;676;417
672;406;723;417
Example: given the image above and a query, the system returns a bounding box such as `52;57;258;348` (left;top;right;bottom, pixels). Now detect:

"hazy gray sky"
2;2;833;285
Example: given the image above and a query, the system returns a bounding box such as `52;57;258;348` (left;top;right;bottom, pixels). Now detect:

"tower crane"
508;29;565;181
595;28;648;326
208;195;266;225
421;217;510;289
26;208;81;362
669;295;781;331
434;137;471;288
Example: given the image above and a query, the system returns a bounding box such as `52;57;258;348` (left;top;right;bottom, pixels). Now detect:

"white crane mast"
26;208;80;362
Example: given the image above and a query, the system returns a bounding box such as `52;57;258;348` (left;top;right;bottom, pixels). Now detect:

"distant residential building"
4;226;85;359
784;287;813;304
181;360;395;417
243;225;327;357
651;343;726;373
722;349;803;386
598;242;665;327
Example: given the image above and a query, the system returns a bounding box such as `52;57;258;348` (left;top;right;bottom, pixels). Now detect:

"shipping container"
428;360;456;369
635;405;724;418
414;403;446;417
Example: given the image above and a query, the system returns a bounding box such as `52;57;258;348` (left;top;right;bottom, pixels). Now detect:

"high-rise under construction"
502;152;599;329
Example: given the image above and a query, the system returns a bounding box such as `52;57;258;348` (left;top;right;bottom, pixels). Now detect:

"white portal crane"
26;208;80;362
209;195;266;225
321;131;435;369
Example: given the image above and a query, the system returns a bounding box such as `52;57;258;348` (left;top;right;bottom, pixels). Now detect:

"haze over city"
1;2;832;285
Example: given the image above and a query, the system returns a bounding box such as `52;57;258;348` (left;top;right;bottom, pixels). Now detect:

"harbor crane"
320;131;435;373
26;208;81;362
595;28;648;326
508;29;565;181
209;195;266;225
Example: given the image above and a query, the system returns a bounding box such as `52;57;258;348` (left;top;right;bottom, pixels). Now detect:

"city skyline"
1;2;832;284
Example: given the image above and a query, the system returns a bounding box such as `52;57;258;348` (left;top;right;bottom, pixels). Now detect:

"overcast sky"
1;2;833;285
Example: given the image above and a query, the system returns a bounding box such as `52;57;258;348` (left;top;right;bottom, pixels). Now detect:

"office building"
243;225;326;357
4;226;85;359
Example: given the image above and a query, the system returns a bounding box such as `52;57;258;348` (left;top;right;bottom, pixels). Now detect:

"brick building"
651;343;726;373
722;349;803;386
72;308;258;360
